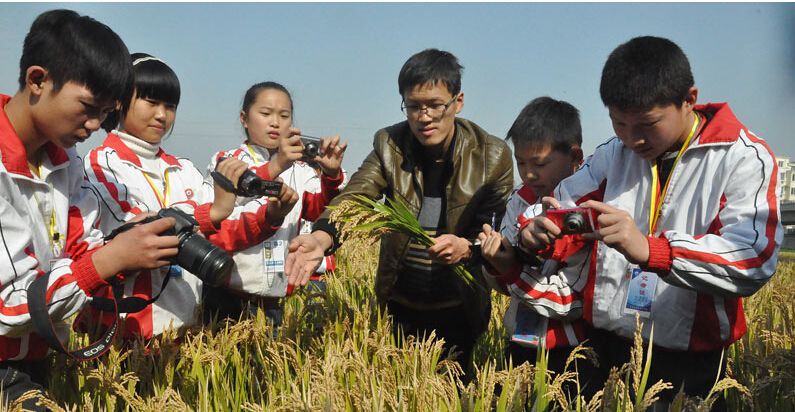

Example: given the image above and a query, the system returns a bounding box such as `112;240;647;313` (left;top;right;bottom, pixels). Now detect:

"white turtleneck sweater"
115;130;168;194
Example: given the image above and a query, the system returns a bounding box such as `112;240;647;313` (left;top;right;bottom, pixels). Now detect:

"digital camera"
300;136;321;161
212;157;283;198
546;207;599;235
106;208;234;286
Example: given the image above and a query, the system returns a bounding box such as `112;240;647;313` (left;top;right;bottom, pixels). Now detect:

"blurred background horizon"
1;3;794;175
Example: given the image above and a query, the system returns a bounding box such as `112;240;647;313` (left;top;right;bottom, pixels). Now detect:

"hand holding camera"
269;128;305;176
211;157;284;198
265;179;299;225
520;196;599;251
103;208;234;286
210;157;250;225
578;200;650;265
311;134;347;179
91;216;180;280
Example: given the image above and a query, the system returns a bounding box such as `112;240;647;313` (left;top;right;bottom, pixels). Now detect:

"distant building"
777;157;795;203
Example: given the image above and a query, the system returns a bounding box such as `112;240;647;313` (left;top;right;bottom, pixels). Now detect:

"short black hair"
600;36;694;111
398;49;463;97
506;97;582;153
19;9;133;104
101;53;181;132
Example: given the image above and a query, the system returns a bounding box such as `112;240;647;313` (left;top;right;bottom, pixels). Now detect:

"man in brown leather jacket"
285;49;514;380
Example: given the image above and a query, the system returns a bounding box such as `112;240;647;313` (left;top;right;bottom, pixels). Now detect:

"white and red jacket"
0;94;108;361
483;184;589;348
206;143;344;296
83;132;279;339
553;103;781;351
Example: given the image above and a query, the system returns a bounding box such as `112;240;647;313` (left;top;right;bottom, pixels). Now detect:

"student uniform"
83;132;280;339
0;94;111;407
551;103;782;402
0;94;109;361
206;143;344;297
484;184;591;350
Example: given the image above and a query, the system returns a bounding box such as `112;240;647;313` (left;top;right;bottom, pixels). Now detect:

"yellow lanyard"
648;114;700;234
142;169;171;208
29;161;63;255
245;144;263;164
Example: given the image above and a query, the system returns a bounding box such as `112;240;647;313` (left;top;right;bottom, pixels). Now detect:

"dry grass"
4;241;792;411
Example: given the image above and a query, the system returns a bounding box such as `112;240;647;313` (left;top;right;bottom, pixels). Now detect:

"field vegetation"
6;242;794;411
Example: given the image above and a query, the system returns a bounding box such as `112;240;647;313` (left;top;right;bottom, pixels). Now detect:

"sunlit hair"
398;49;463;97
600;36;694;111
507;96;582;153
102;52;181;132
19;9;133;104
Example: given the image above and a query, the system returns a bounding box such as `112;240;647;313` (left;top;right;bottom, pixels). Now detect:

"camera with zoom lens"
211;157;283;198
107;208;234;286
546;207;599;235
300;136;321;162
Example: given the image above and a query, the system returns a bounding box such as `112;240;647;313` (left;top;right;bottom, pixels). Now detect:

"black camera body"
108;208;234;286
236;170;283;198
300;136;321;162
211;157;283;198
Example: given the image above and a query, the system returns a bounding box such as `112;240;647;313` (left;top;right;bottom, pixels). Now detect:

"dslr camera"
300;136;321;162
211;157;283;198
546;207;599;235
106;208;234;286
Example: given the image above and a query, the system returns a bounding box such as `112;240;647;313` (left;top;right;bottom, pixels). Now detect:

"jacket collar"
0;94;70;178
400;118;465;171
102;132;181;169
692;103;747;146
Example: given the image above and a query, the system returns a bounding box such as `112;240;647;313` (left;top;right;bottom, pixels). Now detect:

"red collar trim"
517;184;539;204
693;103;747;146
0;94;69;177
102;132;181;168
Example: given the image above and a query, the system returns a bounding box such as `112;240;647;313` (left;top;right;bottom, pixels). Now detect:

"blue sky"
1;3;794;174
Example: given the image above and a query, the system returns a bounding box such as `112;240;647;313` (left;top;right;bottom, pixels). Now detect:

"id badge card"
263;240;286;273
511;304;545;348
624;266;658;318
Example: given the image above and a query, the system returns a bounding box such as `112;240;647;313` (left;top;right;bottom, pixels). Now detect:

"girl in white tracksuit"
203;82;346;320
82;55;295;340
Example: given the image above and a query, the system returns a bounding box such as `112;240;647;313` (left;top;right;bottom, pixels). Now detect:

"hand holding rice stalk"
328;194;481;290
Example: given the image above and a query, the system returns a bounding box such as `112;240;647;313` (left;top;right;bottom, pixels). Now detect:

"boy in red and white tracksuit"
524;37;782;406
477;97;589;375
0;95;109;361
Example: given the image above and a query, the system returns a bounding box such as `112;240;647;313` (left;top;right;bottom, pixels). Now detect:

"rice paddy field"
7;243;795;411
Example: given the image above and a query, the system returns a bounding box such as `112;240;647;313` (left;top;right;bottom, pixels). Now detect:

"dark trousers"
386;300;484;384
580;328;727;410
0;360;48;411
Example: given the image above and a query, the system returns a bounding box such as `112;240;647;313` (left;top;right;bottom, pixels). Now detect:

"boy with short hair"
1;9;181;407
523;36;781;407
478;96;588;372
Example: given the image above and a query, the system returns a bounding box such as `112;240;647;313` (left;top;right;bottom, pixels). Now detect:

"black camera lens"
234;169;283;198
174;232;233;287
563;212;586;233
303;141;320;159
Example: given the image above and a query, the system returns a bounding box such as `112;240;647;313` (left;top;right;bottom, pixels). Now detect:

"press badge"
511;304;545;348
263;240;286;273
624;266;658;318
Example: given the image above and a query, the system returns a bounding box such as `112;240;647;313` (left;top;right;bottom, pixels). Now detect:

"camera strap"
28;272;123;361
88;267;173;313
